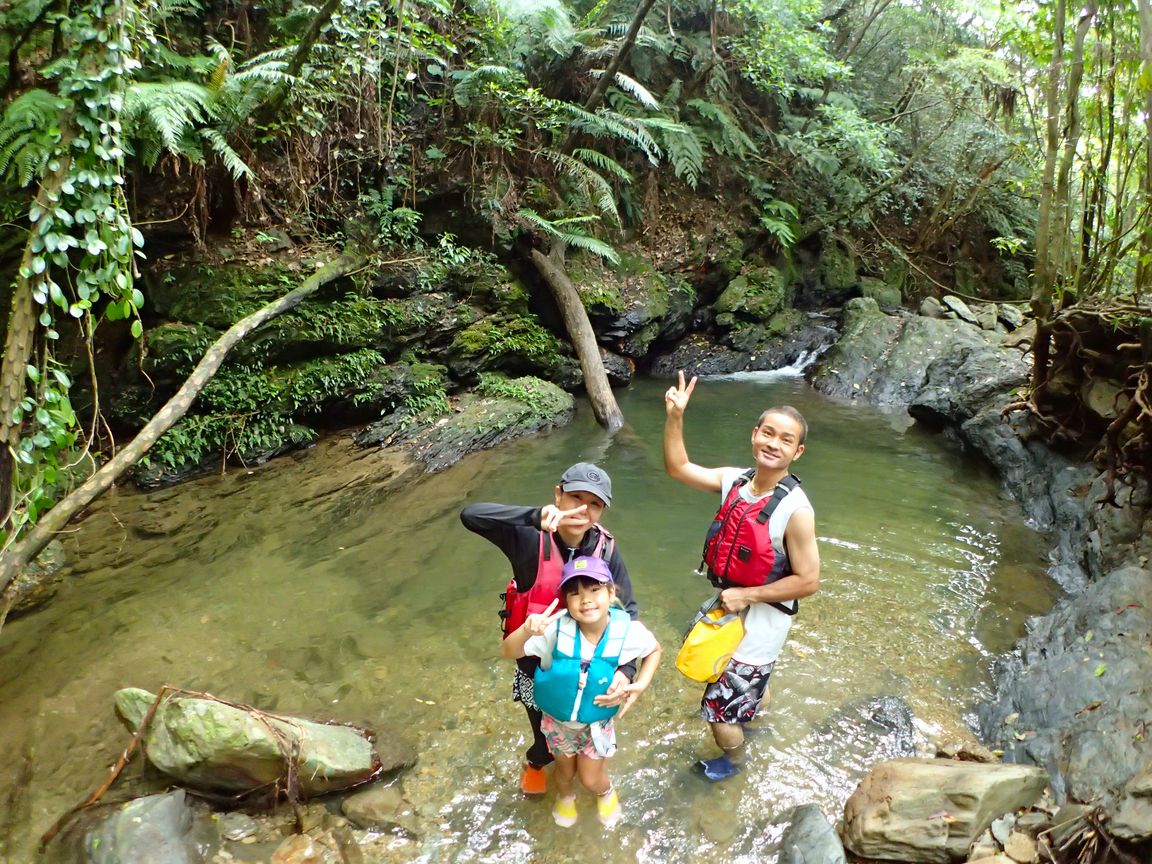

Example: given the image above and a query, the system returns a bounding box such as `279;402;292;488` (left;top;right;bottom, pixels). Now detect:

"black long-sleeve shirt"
459;502;638;618
461;501;640;683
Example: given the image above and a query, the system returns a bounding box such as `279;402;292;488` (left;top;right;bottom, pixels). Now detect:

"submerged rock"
114;688;388;796
778;803;846;864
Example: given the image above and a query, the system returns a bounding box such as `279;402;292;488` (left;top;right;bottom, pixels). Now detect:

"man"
461;462;641;795
663;371;821;781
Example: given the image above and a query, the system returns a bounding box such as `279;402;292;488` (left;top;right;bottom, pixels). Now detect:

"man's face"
554;488;608;531
751;412;805;470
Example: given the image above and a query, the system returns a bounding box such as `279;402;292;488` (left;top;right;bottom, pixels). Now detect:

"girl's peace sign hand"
523;598;565;636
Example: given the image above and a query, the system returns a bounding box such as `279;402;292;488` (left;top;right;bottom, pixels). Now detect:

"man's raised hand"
664;369;697;416
539;503;588;531
523;598;565;636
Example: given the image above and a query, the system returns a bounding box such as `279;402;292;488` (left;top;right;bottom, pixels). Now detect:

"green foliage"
6;0;148;545
516;208;619;264
475;371;555;415
145;349;387;471
0;90;66;185
360;186;423;248
724;0;848;96
402;366;450;421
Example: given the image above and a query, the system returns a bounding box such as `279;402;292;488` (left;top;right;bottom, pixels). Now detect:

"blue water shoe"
696;755;740;782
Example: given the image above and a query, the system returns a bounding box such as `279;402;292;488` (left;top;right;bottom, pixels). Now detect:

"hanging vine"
0;0;145;547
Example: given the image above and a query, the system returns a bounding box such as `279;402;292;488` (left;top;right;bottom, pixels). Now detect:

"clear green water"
0;375;1059;862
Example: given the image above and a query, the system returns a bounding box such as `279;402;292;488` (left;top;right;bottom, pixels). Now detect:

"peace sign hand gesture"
664;369;697;417
523;598;565;636
539;503;588;532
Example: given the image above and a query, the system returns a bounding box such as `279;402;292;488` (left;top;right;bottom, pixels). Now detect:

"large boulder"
841;758;1049;863
715;265;790;322
978;566;1152;821
114;688;389;796
909;345;1031;426
809;298;988;406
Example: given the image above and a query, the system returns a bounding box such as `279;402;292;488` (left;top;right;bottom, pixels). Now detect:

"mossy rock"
447;314;567;381
714;265;789;322
819;243;858;294
357;375;575;473
765;307;805;337
140;321;220;378
859;277;902;311
883;260;908;296
133;350;393;486
144;262;303;327
569;250;672;322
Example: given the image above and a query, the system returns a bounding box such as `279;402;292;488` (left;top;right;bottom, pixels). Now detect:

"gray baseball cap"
559;462;612;506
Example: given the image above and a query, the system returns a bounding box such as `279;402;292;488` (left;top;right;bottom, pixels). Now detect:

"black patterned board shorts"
512;667;538;710
700;660;775;724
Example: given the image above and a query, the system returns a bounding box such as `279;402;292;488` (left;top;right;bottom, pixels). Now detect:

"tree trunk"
532;245;623;434
0;252;365;599
257;0;343;122
1136;0;1152;290
1030;0;1068;393
1051;2;1096;296
540;0;657;432
0;151;74;533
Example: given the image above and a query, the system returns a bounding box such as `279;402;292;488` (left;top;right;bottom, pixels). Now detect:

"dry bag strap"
684;593;740;640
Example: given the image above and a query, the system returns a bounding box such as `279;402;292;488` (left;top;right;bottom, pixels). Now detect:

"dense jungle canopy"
0;0;1150;591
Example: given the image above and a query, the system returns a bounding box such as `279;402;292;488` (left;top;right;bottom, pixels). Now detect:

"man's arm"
664;371;727;493
719;508;821;611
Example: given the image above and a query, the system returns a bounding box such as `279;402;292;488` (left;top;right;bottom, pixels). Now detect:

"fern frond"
539;149;619;222
516;207;619;264
0;89;64;183
452;65;527;107
686;98;755;158
200;128;251;178
562;231;619;264
587;70;659;109
516;207;563;238
557;104;661;163
123;81;215;153
659;126;705;189
573;148;631;182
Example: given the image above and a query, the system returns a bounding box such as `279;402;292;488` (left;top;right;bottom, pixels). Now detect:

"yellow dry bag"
675;594;744;683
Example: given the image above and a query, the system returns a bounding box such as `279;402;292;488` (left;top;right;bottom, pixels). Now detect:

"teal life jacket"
533;607;631;724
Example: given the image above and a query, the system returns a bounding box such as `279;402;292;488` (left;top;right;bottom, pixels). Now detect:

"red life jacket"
701;471;800;616
500;527;614;637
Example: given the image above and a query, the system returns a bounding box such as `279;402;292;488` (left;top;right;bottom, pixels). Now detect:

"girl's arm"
630;643;663;692
501;600;563;660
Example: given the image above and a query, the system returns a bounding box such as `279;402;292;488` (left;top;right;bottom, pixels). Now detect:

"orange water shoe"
520;764;547;796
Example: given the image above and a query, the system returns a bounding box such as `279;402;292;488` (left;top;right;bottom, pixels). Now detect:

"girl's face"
563;578;615;625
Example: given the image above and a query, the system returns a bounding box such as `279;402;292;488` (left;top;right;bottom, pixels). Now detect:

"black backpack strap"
755;473;801;524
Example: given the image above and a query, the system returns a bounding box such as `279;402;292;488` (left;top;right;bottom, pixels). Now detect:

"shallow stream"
0;375;1060;862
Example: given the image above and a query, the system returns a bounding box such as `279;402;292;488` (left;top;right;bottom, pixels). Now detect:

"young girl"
501;556;662;828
